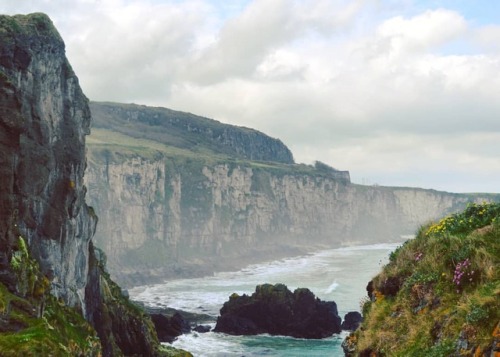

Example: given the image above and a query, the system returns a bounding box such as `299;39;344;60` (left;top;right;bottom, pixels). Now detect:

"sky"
1;0;499;193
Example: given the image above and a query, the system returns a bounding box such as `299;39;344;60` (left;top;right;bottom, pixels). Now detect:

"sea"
129;242;401;357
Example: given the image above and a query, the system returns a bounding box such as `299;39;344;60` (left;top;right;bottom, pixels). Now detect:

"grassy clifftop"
90;102;295;164
345;202;500;356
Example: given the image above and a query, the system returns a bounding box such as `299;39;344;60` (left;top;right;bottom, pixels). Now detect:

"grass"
352;202;500;356
87;128;349;182
0;282;101;356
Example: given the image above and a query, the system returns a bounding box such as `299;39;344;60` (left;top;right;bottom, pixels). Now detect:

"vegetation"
87;127;350;181
0;283;101;356
348;202;500;356
0;236;101;356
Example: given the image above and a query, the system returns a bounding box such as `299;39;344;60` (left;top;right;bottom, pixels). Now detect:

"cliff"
343;202;500;356
85;118;498;286
0;13;185;356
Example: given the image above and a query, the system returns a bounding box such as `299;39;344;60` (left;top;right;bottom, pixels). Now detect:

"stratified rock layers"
85;152;482;284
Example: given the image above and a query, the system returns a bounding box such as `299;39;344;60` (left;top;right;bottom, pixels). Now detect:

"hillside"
90;101;294;164
343;202;500;356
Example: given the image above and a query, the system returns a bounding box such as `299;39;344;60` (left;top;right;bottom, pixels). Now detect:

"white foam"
325;280;339;294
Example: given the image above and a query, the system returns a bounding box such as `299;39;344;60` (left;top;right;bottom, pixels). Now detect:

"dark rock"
85;243;164;356
193;325;211;333
143;305;214;325
214;283;341;339
366;280;374;300
378;276;402;297
341;311;363;331
150;312;191;343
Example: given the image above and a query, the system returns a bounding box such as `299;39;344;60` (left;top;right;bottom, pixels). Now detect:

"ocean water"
129;243;400;356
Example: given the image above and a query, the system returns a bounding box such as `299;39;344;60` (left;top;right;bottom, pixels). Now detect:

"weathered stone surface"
0;13;174;357
214;283;342;339
85;149;490;285
0;12;93;310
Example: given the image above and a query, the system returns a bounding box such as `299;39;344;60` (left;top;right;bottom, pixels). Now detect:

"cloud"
1;1;499;192
475;25;500;53
181;0;367;84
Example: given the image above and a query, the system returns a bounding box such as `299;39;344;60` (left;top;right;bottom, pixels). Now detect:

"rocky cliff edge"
0;13;186;356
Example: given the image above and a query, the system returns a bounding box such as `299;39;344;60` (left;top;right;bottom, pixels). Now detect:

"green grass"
353;202;500;356
0;283;101;356
87;128;348;182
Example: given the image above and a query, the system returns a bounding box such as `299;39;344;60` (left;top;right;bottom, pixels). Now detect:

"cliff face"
85;151;486;285
90;101;294;164
0;13;93;310
0;14;174;356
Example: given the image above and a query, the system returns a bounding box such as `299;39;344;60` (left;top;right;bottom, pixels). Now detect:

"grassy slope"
346;203;500;356
87;127;340;179
89;101;294;164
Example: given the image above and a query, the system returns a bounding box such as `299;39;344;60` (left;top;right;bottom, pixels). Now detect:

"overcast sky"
2;1;499;193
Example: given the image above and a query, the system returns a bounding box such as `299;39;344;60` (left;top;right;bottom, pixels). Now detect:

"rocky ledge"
214;283;342;339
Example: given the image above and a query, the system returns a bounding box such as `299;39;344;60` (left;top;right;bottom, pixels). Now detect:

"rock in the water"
341;311;363;331
150;312;191;343
214;283;341;339
193;325;211;333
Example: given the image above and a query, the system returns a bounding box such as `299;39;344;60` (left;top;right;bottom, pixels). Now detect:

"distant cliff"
85;120;497;285
0;13;182;356
90;101;294;164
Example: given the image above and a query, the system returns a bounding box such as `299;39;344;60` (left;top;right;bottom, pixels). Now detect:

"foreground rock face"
0;12;93;309
0;13;171;356
214;283;342;338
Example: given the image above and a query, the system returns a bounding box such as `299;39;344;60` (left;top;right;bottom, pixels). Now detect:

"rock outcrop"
0;13;179;356
341;311;363;331
344;202;500;356
150;312;191;343
214;283;342;338
0;12;93;310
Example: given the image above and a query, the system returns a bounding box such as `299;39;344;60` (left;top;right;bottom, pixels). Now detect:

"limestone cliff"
0;13;177;356
85;136;495;285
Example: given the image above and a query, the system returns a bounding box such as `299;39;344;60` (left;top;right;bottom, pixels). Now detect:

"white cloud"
1;0;499;192
475;25;500;53
375;9;467;56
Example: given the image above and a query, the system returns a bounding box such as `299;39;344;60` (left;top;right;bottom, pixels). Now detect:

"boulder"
193;325;211;333
341;311;363;331
150;312;191;343
214;283;341;338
